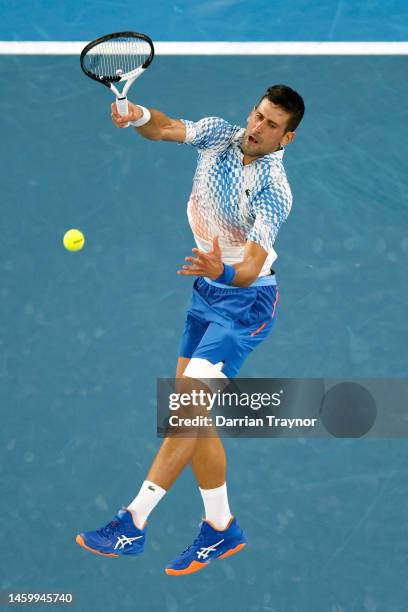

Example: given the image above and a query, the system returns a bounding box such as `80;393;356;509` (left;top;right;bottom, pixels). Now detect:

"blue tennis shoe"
165;517;246;575
76;508;146;557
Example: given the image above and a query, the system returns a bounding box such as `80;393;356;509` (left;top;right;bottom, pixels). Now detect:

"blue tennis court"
1;2;407;610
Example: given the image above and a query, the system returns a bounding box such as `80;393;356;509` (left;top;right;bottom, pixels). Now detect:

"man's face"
242;98;295;159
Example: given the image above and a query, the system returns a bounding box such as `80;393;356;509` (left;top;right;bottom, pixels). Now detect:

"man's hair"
259;84;305;132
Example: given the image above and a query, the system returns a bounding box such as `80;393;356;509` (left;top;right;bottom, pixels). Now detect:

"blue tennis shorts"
178;275;279;378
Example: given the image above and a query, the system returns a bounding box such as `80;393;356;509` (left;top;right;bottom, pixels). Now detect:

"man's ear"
281;131;296;146
247;106;257;121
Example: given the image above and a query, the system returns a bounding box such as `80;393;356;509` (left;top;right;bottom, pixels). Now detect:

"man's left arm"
230;240;268;287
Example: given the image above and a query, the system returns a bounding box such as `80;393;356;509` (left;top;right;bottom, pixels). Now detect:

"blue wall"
1;0;408;41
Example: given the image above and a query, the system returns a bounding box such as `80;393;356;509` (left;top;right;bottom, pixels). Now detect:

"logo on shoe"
196;539;225;560
114;535;143;550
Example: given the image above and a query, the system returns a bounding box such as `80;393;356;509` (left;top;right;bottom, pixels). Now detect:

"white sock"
199;482;233;530
127;480;166;529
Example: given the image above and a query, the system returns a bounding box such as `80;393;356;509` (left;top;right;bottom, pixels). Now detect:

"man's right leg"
75;358;199;556
76;356;227;557
76;351;236;562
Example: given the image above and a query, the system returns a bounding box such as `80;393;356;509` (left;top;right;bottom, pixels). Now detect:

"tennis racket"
80;31;154;127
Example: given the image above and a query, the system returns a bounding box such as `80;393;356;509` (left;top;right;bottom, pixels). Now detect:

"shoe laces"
181;525;205;555
97;517;121;538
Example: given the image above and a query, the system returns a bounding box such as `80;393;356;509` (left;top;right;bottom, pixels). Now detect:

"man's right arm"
111;100;186;142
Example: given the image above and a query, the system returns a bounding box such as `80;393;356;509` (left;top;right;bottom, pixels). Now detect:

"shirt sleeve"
247;181;292;252
181;117;239;151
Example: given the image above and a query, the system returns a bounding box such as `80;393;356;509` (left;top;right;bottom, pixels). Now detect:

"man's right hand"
110;103;186;142
111;101;143;128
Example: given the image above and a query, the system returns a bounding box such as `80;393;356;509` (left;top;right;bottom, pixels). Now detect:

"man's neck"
242;153;258;166
242;146;281;166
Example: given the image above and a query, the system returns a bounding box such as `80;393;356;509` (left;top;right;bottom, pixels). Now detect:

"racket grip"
116;96;129;128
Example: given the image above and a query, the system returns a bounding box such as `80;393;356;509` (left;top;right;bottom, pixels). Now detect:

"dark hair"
259;84;305;132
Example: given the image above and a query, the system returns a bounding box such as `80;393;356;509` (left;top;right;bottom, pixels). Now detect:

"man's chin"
242;144;261;157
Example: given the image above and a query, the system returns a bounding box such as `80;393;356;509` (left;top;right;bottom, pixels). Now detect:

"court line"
0;41;408;55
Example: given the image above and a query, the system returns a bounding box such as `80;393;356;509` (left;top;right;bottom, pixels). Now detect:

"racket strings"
85;37;150;80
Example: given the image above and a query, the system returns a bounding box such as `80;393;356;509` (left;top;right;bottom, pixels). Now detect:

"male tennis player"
76;85;305;575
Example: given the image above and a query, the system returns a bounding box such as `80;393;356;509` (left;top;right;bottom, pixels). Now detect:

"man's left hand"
177;236;224;280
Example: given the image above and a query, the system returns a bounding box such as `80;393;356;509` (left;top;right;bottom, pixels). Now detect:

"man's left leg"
163;346;248;576
165;306;279;574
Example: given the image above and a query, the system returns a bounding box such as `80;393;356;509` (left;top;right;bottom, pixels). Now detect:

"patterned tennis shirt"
181;116;293;277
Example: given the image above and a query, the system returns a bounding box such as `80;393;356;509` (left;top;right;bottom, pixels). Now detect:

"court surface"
1;3;407;611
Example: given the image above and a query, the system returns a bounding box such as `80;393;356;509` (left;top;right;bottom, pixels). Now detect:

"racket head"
80;31;154;87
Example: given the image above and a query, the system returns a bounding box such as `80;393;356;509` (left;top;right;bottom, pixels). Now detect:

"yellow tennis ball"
63;229;85;252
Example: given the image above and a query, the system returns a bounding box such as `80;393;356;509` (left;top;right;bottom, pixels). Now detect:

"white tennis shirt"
182;116;293;277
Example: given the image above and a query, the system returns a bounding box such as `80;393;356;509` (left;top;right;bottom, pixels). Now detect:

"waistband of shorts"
203;273;277;289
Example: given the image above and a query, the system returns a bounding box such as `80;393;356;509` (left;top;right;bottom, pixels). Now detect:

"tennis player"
76;85;305;575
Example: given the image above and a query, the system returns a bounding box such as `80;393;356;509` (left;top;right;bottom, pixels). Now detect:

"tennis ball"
63;229;85;252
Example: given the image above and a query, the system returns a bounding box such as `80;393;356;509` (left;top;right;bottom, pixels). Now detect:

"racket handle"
116;96;129;128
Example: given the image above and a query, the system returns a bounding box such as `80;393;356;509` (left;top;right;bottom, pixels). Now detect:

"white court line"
0;41;408;55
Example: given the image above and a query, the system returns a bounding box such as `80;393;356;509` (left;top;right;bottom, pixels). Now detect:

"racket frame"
80;31;154;125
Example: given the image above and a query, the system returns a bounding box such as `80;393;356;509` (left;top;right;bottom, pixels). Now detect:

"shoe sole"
76;534;119;557
165;542;246;576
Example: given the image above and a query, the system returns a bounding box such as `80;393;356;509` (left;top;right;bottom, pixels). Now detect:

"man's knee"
183;357;229;393
183;357;226;379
